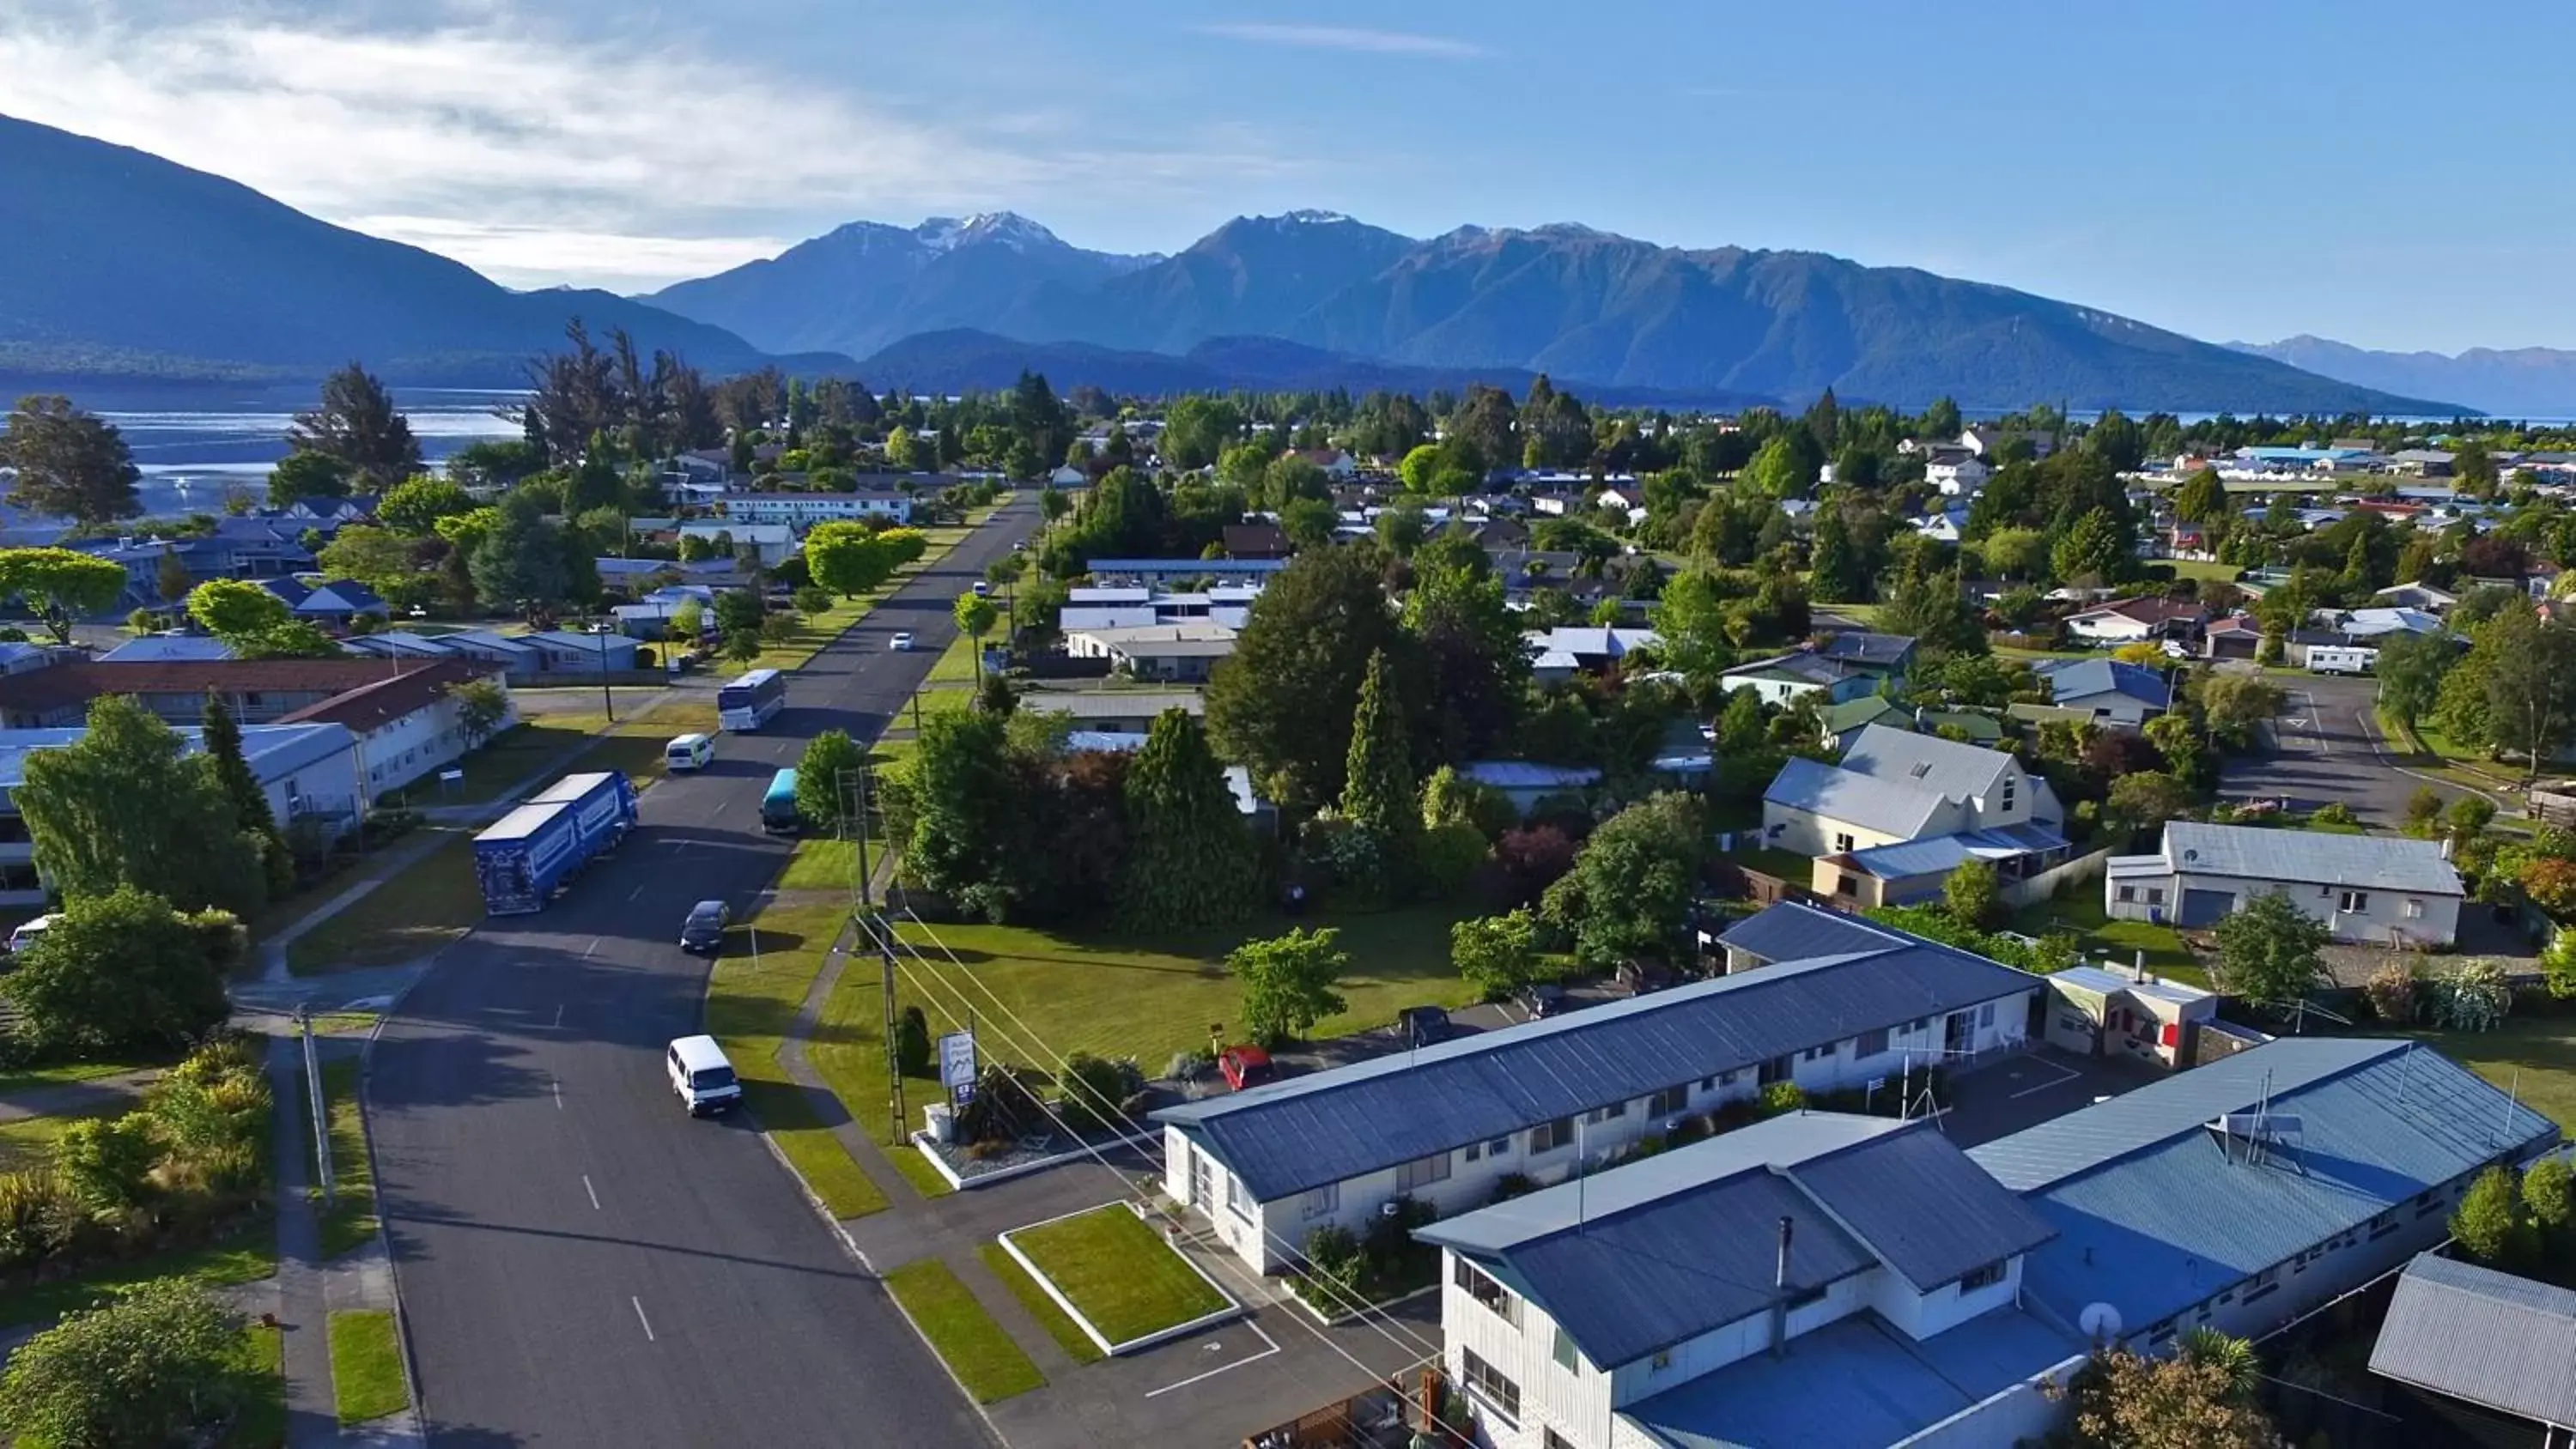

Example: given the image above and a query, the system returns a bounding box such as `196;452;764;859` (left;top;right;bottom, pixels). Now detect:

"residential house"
1420;1113;2077;1449
2029;658;2171;728
677;521;796;567
1526;627;1658;683
1717;653;1876;708
1813;632;1917;684
344;630;544;678
2367;1253;2576;1442
1458;761;1603;815
96;635;239;664
1816;695;1910;751
1916;708;2005;744
283;495;380;524
1295;448;1358;480
1084;558;1287;586
1061;623;1236;682
1911;506;1971;545
1812;826;2080;911
2104;821;2464;944
1971;1038;2558;1355
1152;905;2041;1274
1925;451;1991;496
2063;597;2208;646
1959;427;2053;461
276;660;515;800
0;658;485;731
1760;724;2059;860
1709;900;1906;973
1013;691;1203;737
2037;966;2216;1069
1046;464;1089;488
0;723;364;906
289;579;390;628
514;630;641;676
718;491;913;530
1219;522;1291;560
2201;615;2263;661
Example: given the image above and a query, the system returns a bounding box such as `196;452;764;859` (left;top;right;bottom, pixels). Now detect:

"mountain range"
2227;336;2576;419
0;110;2465;414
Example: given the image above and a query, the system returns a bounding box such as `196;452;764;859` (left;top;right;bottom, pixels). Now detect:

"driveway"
2216;672;2487;828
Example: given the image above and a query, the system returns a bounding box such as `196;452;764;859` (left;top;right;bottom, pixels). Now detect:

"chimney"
1770;1216;1795;1357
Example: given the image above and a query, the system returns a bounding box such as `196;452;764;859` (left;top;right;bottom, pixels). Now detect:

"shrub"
2364;961;2421;1025
2428;959;2512;1033
1414;821;1490;899
52;1118;157;1215
1759;1082;1807;1117
2312;802;2360;828
892;1005;932;1078
1364;1195;1437;1277
0;1171;89;1274
1056;1052;1133;1136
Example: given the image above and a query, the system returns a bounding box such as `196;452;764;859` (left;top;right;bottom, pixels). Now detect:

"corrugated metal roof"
1724;652;1855;685
1841;824;2066;882
1971;1039;2559;1337
1460;761;1602;791
1840;724;2012;802
2040;658;2172;708
1761;756;1947;838
1792;1124;2059;1291
1714;901;1905;964
2161;821;2464;895
1154;931;2040;1203
1819;695;1907;733
2368;1252;2576;1426
1816;632;1916;667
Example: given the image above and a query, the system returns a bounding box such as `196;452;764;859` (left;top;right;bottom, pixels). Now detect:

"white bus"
716;669;787;731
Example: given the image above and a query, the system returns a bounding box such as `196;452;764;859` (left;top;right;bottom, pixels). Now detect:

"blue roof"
2039;658;2171;709
95;635;238;663
1971;1038;2560;1337
1840;824;2070;882
0;722;352;793
1715;900;1905;964
1815;631;1916;668
1623;1307;2085;1449
1155;919;2039;1203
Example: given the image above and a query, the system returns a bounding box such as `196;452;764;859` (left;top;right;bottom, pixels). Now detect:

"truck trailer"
473;770;639;915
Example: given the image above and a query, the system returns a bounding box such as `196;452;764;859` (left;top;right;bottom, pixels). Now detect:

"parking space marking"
2007;1058;2085;1100
1143;1319;1280;1398
631;1295;656;1342
583;1174;601;1210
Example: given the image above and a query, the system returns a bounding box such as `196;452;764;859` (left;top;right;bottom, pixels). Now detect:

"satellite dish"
2079;1302;2123;1341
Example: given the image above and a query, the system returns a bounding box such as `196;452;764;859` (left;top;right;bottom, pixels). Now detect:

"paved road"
368;504;1035;1447
2215;670;2487;826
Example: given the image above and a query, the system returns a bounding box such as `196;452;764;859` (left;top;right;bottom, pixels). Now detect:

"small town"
3;8;2576;1448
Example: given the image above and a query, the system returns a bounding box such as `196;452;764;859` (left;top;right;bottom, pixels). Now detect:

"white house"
2103;821;2464;944
719;491;913;530
1525;627;1659;682
1421;1114;2079;1449
1760;724;2057;858
1716;653;1876;709
1151;904;2041;1276
276;659;517;801
1927;455;1991;495
677;520;796;567
1061;622;1237;682
2062;597;2208;646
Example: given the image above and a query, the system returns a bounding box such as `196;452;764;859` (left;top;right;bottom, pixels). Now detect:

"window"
1587;1100;1626;1125
1488;1137;1510;1157
1837;874;1859;897
2001;781;2015;809
1719;1070;1741;1088
1545;1430;1577;1449
1698;1076;1716;1094
1978;1002;1996;1028
1552;1327;1577;1373
1530;1118;1575;1153
1300;1183;1340;1221
2415;1190;2444;1219
2369;1211;2400;1240
1464;1141;1482;1163
1648;1086;1689;1117
2118;885;2138;903
1959;1260;2007;1293
2246;1267;2281;1301
2406;899;2424;919
1454;1260;1518;1325
1226;1173;1251;1220
1461;1349;1520;1426
1395;1153;1452;1191
2338;890;2368;912
2147;888;2166;906
1802;1045;1832;1062
1833;832;1856;852
1759;1056;1792;1085
1856;1028;1888;1058
1649;1348;1674;1373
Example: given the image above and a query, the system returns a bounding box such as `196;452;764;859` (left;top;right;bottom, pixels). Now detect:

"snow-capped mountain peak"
914;211;1061;253
1279;209;1356;226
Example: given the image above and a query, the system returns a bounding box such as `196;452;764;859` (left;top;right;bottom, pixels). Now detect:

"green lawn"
744;518;990;674
977;1242;1105;1366
924;631;986;688
0;1224;276;1328
286;831;481;975
0;1056;160;1100
0;1099;136;1174
1725;846;1818;884
2169;559;2243;584
1006;1204;1229;1348
800;925;955;1200
313;1057;378;1259
327;1309;409;1426
2403;1017;2576;1130
883;1258;1045;1403
222;1323;286;1448
703;899;889;1219
778;837;861;894
2013;894;2209;986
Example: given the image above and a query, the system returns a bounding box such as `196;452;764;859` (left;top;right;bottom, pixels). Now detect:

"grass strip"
1008;1204;1227;1346
285;832;479;975
222;1323;285;1448
327;1308;409;1425
883;1258;1044;1404
705;900;889;1219
977;1241;1104;1365
313;1057;379;1259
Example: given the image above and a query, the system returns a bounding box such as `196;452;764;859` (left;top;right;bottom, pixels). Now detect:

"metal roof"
1762;756;1947;838
1722;652;1856;685
1840;724;2014;802
2039;658;2172;709
94;635;240;663
1971;1039;2559;1337
1791;1121;2059;1291
2369;1252;2576;1427
0;722;353;793
1460;761;1603;791
1815;631;1916;667
2160;821;2465;896
1153;928;2039;1203
1840;824;2069;882
1714;900;1907;964
1818;695;1907;734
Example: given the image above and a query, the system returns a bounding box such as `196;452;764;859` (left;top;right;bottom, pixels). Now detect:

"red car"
1218;1046;1273;1091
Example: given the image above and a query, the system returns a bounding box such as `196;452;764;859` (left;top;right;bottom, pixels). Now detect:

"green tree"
1540;793;1704;965
795;731;866;837
805;520;898;598
2453;438;2500;498
288;362;422;487
468;496;570;609
1161;396;1244;470
1279;496;1337;550
2210;890;2331;1008
1878;567;1987;660
2066;1345;2283;1449
1808;506;1868;602
265;450;351;510
903;710;1025;921
2;886;239;1055
2523;1155;2573;1249
2450;1165;2533;1268
0;396;142;524
1339;648;1419;873
1228;927;1350;1046
377;476;476;535
1117;710;1257;931
2474;609;2576;781
154;549;191;608
16;695;265;914
2105;771;2196;844
1944;858;2000;929
202;698;292;899
1649;567;1737;686
316;525;416;595
1740;434;1812;500
0;548;128;645
1404;555;1528;762
2172;467;2228;526
952;592;999;684
1979;526;2049;581
184;579;291;640
453;678;510;747
2373;627;2453;728
1449;909;1540;1000
2051;507;2127;585
1207;547;1415;812
2198;673;2287;749
0;1280;252;1448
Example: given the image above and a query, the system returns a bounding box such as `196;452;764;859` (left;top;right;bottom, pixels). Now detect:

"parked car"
1395;1005;1454;1047
971;581;993;597
889;632;915;651
678;900;731;953
1614;961;1675;996
1218;1045;1273;1091
666;1034;742;1116
1516;983;1566;1019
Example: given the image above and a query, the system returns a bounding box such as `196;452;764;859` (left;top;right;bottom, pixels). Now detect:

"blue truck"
472;771;641;916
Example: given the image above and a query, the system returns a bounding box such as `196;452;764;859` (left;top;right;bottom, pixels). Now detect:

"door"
1189;1150;1213;1208
2180;888;2235;929
1945;1011;1972;1054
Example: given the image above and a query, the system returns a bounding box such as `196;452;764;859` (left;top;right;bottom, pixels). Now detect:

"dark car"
1218;1046;1273;1091
1516;983;1566;1019
1615;961;1676;996
1396;1005;1454;1048
678;900;731;953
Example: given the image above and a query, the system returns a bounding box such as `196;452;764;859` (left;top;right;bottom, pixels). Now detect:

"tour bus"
760;767;801;834
717;668;787;731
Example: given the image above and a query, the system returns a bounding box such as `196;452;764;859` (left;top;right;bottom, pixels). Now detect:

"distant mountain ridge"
2227;336;2570;418
652;209;2464;414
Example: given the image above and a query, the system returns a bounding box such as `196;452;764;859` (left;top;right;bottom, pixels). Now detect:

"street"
366;502;1035;1446
2215;670;2488;827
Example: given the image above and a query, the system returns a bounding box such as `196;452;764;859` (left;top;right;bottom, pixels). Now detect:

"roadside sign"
938;1031;978;1091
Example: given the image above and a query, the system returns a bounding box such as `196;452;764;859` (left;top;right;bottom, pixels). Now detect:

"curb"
349;1029;429;1446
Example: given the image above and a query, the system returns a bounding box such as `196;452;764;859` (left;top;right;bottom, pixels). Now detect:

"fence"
1999;846;2115;910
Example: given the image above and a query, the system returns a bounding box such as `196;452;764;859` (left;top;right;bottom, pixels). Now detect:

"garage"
2180;888;2236;928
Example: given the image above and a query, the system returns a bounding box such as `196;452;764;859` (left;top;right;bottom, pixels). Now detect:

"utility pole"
845;763;908;1144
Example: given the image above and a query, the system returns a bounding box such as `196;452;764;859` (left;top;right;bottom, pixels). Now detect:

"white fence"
2001;846;2115;910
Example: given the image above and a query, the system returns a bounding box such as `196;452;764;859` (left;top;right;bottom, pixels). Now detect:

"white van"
5;914;58;955
666;1035;742;1116
664;733;714;772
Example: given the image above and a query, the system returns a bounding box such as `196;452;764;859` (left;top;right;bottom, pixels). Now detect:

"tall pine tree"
203;698;294;902
1340;648;1419;876
1116;710;1255;930
1808;505;1868;603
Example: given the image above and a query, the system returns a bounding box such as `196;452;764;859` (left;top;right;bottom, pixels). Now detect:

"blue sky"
3;0;2566;352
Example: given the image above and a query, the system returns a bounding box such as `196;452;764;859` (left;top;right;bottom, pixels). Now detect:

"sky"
3;0;2569;354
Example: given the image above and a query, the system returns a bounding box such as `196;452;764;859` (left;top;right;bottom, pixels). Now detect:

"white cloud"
0;3;1308;288
1191;22;1488;59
